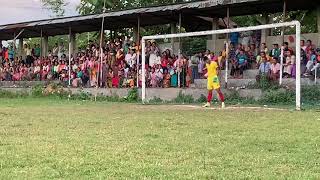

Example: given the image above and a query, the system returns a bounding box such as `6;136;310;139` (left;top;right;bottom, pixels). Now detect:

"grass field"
0;98;319;179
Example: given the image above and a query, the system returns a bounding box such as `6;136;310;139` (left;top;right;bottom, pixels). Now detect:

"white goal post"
141;21;301;110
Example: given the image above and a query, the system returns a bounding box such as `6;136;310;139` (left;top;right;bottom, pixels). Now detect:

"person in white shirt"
58;42;65;60
52;43;59;57
125;48;137;68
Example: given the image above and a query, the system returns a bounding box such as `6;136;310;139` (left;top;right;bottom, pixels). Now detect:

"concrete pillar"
69;32;76;57
317;6;320;47
170;23;177;52
211;18;218;53
42;36;48;57
269;14;274;36
261;13;269;44
133;27;139;43
19;38;24;58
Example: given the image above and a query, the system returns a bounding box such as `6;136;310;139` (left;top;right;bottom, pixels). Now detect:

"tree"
41;0;67;17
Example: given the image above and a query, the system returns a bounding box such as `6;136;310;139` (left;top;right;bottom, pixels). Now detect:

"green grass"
0;98;319;179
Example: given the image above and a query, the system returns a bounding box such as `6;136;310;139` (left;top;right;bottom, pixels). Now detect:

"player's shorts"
207;76;220;90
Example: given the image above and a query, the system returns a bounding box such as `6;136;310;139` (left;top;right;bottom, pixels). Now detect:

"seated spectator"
256;56;271;83
283;56;293;78
236;49;248;79
269;43;280;58
270;57;280;81
310;49;320;75
304;49;317;76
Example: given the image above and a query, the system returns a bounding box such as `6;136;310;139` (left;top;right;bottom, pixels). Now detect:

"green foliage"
148;97;164;104
41;0;67;17
301;85;320;105
196;94;207;103
173;91;194;104
31;85;44;97
247;75;279;91
261;89;295;105
126;88;139;102
181;37;206;56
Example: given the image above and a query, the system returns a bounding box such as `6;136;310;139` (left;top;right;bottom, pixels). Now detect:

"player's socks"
221;102;225;109
218;91;225;102
207;91;213;102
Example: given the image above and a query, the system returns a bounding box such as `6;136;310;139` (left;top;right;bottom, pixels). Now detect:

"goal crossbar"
141;21;301;110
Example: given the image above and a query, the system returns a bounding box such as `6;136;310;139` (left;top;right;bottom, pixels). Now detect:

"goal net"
141;21;302;110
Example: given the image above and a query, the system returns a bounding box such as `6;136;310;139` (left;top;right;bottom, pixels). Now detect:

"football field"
0;98;319;179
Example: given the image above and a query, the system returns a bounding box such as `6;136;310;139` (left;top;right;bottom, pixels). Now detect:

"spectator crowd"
0;32;319;88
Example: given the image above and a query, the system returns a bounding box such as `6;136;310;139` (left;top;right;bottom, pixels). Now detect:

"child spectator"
163;69;171;88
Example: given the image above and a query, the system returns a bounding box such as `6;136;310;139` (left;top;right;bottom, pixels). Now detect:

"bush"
127;88;139;102
260;89;295;105
302;85;320;103
31;84;44;97
173;91;194;104
148;97;164;104
196;94;207;103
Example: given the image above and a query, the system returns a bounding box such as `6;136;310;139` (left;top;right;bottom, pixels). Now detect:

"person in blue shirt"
236;49;248;78
8;46;15;61
256;56;271;83
230;26;239;46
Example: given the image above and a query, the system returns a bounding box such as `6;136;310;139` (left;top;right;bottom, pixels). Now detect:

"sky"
0;0;80;25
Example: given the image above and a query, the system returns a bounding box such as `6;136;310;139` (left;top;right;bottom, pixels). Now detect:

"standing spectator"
8;45;15;62
125;48;137;68
269;43;280;58
35;44;41;58
52;43;59;57
301;40;307;52
260;43;268;54
58;42;65;60
230;25;240;46
24;44;33;65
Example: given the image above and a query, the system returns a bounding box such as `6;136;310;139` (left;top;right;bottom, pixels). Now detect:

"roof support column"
42;36;48;57
281;0;287;44
170;22;176;51
19;38;23;58
133;16;141;44
69;31;76;57
211;17;218;53
317;6;320;47
261;13;268;44
13;33;16;60
136;15;141;87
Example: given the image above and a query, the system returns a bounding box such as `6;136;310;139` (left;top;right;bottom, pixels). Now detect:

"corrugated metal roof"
0;0;258;29
0;0;316;40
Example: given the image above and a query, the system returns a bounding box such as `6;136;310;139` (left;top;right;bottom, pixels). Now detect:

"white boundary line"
173;105;287;111
141;21;301;110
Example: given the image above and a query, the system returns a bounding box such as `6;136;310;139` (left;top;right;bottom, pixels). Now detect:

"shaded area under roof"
0;0;318;40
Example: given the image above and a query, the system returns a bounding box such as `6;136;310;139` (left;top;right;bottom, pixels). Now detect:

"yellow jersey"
206;61;218;77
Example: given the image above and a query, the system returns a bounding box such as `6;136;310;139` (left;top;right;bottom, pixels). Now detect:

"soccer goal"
141;21;302;110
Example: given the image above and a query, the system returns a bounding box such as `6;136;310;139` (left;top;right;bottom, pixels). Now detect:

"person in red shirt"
161;51;169;72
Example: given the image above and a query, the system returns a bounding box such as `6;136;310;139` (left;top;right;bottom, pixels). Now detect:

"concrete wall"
0;86;263;101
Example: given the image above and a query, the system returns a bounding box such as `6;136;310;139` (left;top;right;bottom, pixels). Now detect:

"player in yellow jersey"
202;56;225;108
